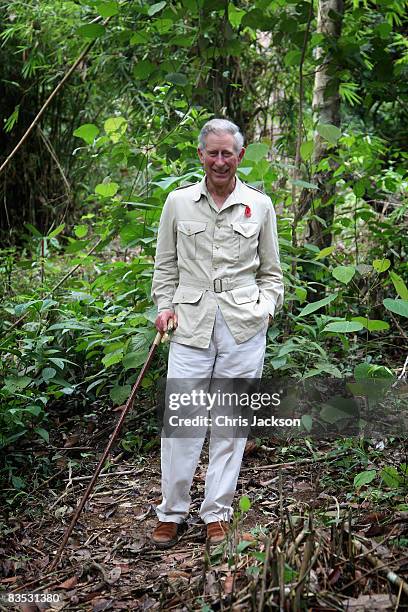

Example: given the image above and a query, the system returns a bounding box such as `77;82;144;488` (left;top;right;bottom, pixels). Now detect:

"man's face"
197;132;245;189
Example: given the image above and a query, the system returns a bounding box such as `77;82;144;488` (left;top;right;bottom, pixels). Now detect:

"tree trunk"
308;0;344;249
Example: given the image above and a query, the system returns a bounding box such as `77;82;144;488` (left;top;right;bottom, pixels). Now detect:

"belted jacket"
151;176;284;348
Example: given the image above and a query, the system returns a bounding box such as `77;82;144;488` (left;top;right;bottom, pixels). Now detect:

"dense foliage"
0;0;407;493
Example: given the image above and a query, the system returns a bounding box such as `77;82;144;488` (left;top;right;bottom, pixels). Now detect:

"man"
151;118;284;548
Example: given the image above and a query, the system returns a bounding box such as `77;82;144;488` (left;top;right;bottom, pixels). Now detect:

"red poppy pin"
244;205;251;218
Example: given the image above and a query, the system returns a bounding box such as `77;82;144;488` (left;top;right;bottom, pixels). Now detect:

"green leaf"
109;384;131;405
284;50;301;67
73;123;99;144
228;4;245;27
123;349;149;370
383;298;408;318
373;258;390;273
3;375;32;392
76;24;105;39
42;367;56;381
148;1;166;16
133;60;156;80
354;470;376;488
104;116;127;142
74;224;88;238
291;179;318;190
381;466;400;489
95;182;119;197
48;223;65;238
244;143;269;162
301;414;313;432
351;317;390;332
35;427;49;443
316;123;341;145
95;1;119;17
239;495;251;512
300;140;314;161
130;31;148;45
323;321;363;333
236;540;253;553
389;271;408;300
354;362;371;380
315;246;335;260
298;293;337;317
102;349;124;368
295;287;307;303
25;223;42;237
165;72;187;86
332;265;355;285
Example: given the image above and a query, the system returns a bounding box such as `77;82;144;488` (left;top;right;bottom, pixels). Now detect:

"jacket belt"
178;275;256;293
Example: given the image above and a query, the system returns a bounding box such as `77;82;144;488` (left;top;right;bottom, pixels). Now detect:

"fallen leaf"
56;575;78;589
244;440;258;457
107;567;121;585
241;532;256;542
64;434;80;448
344;593;395;611
327;565;341;586
224;573;234;594
92;598;114;612
0;576;18;584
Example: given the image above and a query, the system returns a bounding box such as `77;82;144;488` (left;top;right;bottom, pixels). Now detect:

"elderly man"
151;118;284;548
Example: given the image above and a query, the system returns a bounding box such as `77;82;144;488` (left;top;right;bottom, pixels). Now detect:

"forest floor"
2;405;408;611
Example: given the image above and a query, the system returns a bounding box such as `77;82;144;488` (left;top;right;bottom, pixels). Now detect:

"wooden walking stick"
49;324;171;570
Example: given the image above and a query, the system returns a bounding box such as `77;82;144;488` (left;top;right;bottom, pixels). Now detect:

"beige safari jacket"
151;176;284;348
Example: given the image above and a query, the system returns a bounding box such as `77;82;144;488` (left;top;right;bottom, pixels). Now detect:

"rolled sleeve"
151;194;179;313
256;199;284;317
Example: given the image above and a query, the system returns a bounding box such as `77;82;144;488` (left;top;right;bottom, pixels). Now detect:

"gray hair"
198;118;244;153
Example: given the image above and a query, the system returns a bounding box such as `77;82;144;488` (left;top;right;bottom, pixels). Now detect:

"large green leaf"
354;470;376;488
228;4;245;27
351;317;389;332
373;258;390;273
316;123;341;145
383;298;408;318
244;143;269;162
165;72;187;86
389;271;408;300
298;293;338;317
332;265;355;285
381;466;400;489
95;1;119;17
133;60;156;80
95;182;119;197
73;123;99;144
110;384;131;405
300;141;314;161
148;1;166;16
323;321;363;333
77;24;105;39
123;349;149;370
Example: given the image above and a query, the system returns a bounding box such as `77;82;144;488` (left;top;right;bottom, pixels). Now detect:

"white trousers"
156;307;267;525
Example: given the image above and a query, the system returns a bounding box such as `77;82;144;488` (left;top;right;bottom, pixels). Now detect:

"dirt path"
2;436;408;610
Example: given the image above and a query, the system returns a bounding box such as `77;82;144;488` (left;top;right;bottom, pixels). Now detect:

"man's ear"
238;147;245;162
197;147;204;164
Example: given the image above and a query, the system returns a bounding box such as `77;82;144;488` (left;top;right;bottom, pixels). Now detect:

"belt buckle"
214;278;223;293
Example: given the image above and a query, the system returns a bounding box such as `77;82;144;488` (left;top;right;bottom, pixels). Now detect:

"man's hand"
155;309;178;333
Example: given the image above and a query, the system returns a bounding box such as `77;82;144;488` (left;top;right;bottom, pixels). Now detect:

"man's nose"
214;153;225;163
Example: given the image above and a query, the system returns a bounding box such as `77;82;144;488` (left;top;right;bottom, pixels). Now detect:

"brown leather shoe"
206;521;229;545
151;521;182;549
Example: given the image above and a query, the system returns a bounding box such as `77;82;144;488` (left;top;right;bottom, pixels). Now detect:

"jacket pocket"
177;221;207;260
230;284;259;304
172;285;204;304
232;222;259;260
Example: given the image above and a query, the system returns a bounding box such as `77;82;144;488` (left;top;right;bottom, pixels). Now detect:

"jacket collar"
192;175;247;205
